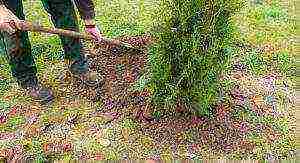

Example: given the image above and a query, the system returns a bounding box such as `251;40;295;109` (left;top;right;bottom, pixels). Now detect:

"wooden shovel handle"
11;20;133;48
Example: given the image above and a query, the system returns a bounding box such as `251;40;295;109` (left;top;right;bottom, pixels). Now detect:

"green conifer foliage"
148;0;244;116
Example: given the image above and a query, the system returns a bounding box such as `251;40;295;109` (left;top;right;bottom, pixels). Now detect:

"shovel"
9;20;135;50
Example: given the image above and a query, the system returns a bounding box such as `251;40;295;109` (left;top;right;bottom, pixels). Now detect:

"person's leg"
0;0;54;104
1;0;38;88
41;0;88;75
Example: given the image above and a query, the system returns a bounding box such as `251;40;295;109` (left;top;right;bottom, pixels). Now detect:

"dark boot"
69;59;104;87
20;78;54;104
26;85;54;104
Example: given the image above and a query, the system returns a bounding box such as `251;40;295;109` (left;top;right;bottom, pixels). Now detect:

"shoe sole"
72;74;105;87
85;79;105;87
35;95;55;105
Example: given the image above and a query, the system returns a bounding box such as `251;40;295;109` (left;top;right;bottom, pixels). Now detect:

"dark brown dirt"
80;35;153;116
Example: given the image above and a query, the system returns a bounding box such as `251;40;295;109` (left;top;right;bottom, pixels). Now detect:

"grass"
0;0;296;160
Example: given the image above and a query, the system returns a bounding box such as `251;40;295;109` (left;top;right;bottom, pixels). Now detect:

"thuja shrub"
147;0;244;117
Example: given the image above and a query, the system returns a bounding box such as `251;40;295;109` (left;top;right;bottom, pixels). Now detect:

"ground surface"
0;0;296;160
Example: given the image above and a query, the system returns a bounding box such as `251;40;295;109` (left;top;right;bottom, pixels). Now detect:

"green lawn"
0;0;296;160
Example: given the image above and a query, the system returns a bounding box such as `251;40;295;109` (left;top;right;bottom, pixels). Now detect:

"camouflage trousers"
0;0;87;88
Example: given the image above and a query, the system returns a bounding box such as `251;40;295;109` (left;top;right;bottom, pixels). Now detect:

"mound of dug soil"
55;35;152;116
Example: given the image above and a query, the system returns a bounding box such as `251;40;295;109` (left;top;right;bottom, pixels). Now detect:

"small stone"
0;115;7;124
98;138;110;147
27;114;38;125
